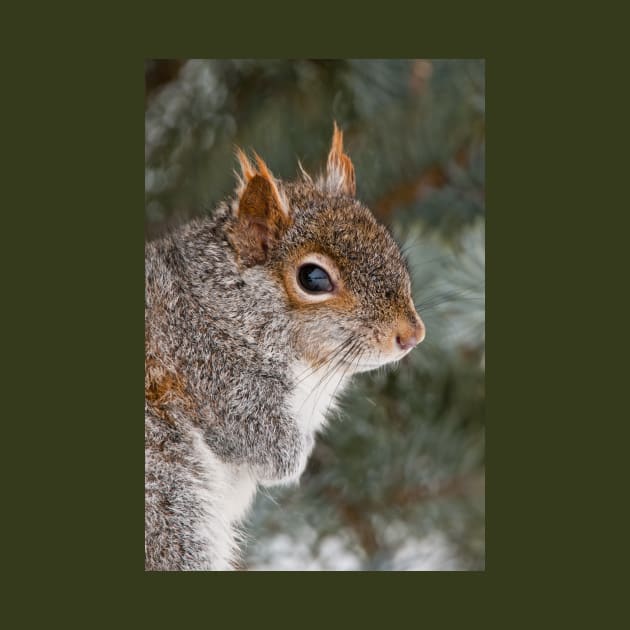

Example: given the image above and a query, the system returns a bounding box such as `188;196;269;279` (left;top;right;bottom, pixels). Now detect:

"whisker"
312;339;359;395
293;337;353;385
326;344;363;419
297;339;359;414
416;287;484;312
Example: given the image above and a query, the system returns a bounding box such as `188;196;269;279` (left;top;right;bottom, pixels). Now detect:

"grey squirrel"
144;125;425;570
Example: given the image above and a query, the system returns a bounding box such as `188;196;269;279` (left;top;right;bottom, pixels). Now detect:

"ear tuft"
252;153;290;217
234;147;256;198
318;122;356;196
297;159;313;184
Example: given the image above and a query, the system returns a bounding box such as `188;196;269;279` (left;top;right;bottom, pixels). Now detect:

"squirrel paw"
255;431;315;487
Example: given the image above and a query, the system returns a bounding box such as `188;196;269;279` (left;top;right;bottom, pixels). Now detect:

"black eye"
298;264;333;293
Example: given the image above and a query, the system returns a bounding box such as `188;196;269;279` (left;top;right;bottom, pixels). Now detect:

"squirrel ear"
230;149;291;266
319;122;356;196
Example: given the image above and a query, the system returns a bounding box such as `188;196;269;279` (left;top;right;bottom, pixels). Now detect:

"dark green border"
7;3;616;627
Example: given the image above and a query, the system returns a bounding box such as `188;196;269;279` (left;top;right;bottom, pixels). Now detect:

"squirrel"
144;124;425;570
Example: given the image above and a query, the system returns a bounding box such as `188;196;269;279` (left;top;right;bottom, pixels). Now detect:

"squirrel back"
144;125;425;570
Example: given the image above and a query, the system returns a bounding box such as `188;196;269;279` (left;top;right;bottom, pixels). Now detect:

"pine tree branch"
373;144;472;220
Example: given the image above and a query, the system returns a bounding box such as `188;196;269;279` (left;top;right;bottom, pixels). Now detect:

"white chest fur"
190;429;258;568
289;360;349;435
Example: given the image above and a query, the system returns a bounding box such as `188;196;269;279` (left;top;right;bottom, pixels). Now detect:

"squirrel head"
227;124;425;372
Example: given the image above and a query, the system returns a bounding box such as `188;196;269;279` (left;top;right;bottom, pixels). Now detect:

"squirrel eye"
298;264;333;293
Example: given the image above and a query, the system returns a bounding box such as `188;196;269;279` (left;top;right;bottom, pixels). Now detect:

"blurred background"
145;59;485;570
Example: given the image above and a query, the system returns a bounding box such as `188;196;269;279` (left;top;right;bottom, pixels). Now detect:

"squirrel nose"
395;317;426;351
